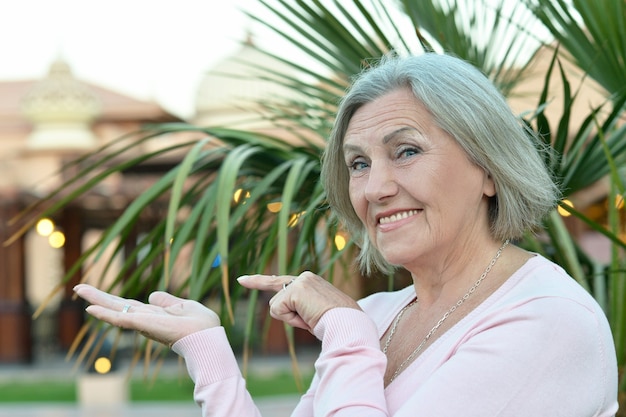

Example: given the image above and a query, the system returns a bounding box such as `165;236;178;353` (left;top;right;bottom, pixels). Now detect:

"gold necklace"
383;239;510;383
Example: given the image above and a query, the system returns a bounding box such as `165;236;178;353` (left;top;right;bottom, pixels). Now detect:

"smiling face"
343;88;496;270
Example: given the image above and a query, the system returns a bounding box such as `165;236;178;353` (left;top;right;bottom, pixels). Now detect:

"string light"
48;230;66;248
233;188;250;204
267;202;282;213
36;218;55;236
558;199;573;217
287;211;306;227
334;233;347;251
94;357;112;374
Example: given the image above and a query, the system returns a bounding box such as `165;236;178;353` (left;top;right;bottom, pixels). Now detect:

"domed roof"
194;37;298;122
21;59;101;150
21;58;101;123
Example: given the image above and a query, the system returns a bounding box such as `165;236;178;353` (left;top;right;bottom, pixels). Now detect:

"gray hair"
321;53;560;275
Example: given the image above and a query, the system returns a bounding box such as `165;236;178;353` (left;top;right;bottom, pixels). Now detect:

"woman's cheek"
348;185;366;223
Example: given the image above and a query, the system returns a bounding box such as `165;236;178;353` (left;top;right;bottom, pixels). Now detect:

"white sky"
0;1;551;120
0;0;270;119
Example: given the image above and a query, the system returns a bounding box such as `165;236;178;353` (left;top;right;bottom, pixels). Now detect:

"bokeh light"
36;218;54;236
48;230;66;248
557;199;573;217
94;357;112;374
334;233;347;251
267;202;282;213
233;188;250;204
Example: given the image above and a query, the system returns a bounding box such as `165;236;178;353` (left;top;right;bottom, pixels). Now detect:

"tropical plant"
527;0;626;102
522;0;626;401
520;50;626;397
8;0;626;405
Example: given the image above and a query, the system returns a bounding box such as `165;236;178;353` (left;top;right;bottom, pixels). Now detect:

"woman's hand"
237;271;361;332
73;284;220;347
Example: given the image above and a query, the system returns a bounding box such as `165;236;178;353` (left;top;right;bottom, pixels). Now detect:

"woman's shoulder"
504;254;600;310
490;253;613;344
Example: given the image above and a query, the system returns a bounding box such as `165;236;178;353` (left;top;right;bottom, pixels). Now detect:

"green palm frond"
12;125;333;318
527;0;626;99
400;0;543;95
526;49;626;195
240;0;421;139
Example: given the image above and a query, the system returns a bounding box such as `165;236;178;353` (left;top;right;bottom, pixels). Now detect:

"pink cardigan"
172;255;618;416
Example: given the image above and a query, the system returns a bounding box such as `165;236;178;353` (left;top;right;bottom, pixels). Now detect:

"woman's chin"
379;252;413;269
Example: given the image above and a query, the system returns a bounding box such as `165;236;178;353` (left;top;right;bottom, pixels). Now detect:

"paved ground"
0;396;301;417
0;350;316;417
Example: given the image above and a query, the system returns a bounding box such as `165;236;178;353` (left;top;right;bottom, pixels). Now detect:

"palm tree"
8;0;626;403
247;0;626;389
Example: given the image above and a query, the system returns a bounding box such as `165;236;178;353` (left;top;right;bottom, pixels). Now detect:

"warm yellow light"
287;211;306;228
94;357;112;374
267;202;282;213
48;231;66;248
233;189;250;204
557;199;573;217
616;195;624;210
334;233;347;251
36;218;55;237
287;214;298;227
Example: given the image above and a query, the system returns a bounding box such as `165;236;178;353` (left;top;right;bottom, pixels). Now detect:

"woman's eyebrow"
383;126;418;144
343;126;419;153
342;143;360;154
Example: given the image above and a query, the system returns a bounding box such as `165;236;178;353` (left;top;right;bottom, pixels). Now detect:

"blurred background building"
0;37;315;363
0;57;180;363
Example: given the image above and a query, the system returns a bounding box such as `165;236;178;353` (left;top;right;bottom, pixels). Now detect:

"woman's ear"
483;172;496;197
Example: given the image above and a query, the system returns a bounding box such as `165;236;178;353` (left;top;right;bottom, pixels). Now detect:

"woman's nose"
364;161;399;202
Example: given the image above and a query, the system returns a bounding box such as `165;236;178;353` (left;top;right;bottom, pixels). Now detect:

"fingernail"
236;276;249;283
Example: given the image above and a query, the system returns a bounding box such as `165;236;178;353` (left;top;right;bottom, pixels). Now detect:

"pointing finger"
237;274;296;292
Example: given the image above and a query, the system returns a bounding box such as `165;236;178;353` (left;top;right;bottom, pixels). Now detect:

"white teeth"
379;210;419;224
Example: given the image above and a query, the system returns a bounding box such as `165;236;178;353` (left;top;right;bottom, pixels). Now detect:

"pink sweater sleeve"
172;327;262;417
307;308;388;416
170;308;387;417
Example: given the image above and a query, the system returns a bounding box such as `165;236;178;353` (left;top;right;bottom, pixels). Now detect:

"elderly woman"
74;53;618;416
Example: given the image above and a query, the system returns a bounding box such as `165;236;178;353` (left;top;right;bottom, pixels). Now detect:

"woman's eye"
397;146;420;159
348;159;369;171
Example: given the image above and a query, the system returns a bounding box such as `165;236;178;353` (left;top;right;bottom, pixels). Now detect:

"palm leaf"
400;0;543;94
527;0;626;99
524;48;626;195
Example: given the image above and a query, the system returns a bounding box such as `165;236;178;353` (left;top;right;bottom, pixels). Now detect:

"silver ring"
282;279;296;291
122;304;131;313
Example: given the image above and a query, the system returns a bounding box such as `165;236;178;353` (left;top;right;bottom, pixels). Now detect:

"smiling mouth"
378;209;420;225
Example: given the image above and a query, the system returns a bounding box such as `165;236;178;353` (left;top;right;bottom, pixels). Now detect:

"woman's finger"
74;284;143;312
148;291;189;308
237;274;296;292
84;304;144;329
